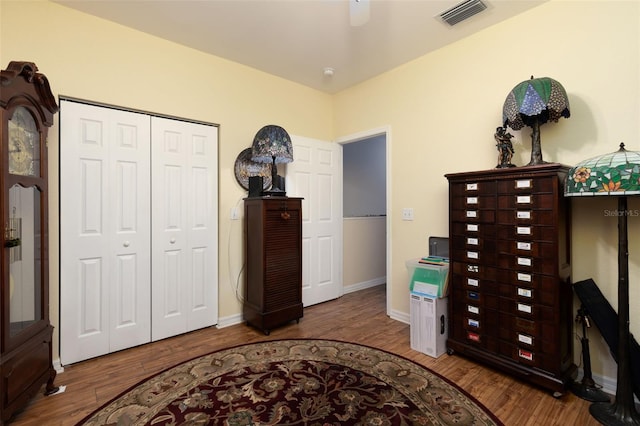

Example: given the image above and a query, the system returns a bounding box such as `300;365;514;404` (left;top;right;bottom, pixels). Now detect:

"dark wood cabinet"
1;62;59;422
244;197;303;334
445;164;576;395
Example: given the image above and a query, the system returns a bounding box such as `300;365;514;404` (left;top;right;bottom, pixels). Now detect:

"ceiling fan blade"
349;0;370;27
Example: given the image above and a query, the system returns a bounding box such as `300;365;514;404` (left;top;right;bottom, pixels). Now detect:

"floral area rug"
78;339;503;425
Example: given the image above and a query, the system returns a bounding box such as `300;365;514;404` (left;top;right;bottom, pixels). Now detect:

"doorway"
337;127;390;316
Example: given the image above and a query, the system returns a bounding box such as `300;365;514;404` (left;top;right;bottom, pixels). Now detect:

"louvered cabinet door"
244;197;303;334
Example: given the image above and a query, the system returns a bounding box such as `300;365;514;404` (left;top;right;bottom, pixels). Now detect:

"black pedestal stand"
571;306;610;403
589;196;640;426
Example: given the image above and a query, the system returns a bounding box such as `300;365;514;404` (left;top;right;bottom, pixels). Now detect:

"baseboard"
53;359;65;374
343;277;386;295
216;313;244;329
576;369;640;409
588;370;616;397
390;308;409;325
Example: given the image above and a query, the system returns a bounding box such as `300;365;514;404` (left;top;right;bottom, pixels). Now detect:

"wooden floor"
9;285;601;425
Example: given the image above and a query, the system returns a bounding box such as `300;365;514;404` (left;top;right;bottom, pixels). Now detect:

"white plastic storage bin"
410;293;448;358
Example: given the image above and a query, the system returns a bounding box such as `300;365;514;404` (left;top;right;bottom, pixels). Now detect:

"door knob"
123;241;130;247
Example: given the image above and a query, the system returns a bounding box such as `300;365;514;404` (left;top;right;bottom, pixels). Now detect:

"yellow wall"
1;0;333;358
2;0;640;385
334;0;640;382
343;217;386;289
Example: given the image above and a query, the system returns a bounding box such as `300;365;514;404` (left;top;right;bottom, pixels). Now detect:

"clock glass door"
8;106;39;177
7;184;43;336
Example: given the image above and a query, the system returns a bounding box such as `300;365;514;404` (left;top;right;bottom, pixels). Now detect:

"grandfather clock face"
8;106;40;176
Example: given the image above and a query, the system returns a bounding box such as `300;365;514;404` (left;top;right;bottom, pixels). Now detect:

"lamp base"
262;174;286;196
571;380;610;402
261;189;287;197
590;401;640;426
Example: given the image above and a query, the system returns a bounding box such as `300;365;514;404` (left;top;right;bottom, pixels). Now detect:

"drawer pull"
468;318;480;328
516;179;532;189
467;265;479;273
467;331;481;342
517;226;531;235
517;257;532;267
518;348;534;361
468;291;479;300
518;333;533;345
517;273;532;282
466;224;479;232
517;287;533;298
467;237;478;245
281;212;291;220
517;242;532;251
517;303;532;314
517;195;532;204
467;278;479;287
467;196;478;204
467;305;479;315
466;210;477;218
466;183;478;191
467;251;479;259
516;210;531;219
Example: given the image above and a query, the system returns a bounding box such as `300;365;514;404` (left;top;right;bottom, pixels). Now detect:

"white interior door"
60;100;151;365
151;117;218;341
287;136;342;306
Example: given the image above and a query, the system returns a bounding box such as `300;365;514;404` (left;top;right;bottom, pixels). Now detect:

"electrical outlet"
231;207;239;220
402;208;414;221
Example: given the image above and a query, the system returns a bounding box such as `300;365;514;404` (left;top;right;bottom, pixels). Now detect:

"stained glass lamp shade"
251;125;293;194
503;76;570;166
565;143;640;426
565;143;640;196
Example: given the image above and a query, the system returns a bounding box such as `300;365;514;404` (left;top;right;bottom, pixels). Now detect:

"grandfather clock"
1;61;59;422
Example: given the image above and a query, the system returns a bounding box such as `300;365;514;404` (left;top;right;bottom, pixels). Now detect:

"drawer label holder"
518;348;534;361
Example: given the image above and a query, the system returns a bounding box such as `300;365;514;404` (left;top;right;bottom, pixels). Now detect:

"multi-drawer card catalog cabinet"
445;164;576;395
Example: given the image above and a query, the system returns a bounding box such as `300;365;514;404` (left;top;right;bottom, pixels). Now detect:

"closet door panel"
151;124;188;340
188;162;216;330
185;124;218;331
151;117;218;341
60;101;151;364
61;103;111;364
109;120;151;352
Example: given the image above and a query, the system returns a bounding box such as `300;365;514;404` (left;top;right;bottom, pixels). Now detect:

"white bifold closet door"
150;117;218;341
60;101;218;365
60;102;151;364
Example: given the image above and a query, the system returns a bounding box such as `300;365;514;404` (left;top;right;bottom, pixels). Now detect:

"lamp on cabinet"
564;142;640;425
503;76;570;166
251;125;293;196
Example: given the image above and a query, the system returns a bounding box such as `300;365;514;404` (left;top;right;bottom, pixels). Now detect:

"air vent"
439;0;488;26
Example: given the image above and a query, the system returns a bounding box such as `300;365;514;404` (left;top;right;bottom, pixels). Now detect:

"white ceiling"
54;0;546;94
